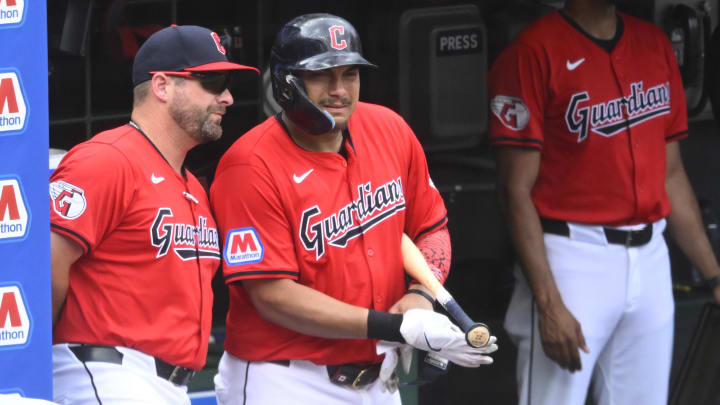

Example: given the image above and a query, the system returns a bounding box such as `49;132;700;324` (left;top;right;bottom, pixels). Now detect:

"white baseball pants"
52;344;190;405
505;219;675;405
214;351;402;405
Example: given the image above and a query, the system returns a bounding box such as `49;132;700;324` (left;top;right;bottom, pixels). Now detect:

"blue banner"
0;0;52;400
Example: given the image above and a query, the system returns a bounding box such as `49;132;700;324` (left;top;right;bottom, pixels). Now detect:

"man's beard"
170;94;225;144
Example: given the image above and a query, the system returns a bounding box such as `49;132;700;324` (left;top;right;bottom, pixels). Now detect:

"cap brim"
185;61;260;74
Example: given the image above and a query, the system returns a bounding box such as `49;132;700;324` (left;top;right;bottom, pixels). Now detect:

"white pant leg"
506;220;673;405
214;351;401;405
52;344;190;405
592;230;674;405
506;233;634;404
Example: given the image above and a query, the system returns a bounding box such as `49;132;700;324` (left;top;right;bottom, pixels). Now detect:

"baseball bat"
401;233;491;348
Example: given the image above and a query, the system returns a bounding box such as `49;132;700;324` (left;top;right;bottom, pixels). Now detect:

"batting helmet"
270;13;377;135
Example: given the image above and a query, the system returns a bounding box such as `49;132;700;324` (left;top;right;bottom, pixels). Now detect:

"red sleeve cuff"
224;270;300;284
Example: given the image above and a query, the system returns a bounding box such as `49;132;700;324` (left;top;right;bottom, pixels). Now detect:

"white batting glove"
399;309;498;368
377;342;413;393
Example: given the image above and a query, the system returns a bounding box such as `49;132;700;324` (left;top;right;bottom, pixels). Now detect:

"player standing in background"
211;13;497;405
49;25;258;404
489;0;720;404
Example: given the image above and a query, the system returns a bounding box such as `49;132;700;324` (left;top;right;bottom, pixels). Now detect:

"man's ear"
150;73;172;103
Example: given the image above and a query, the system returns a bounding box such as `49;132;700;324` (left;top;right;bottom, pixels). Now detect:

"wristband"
407;289;435;306
367;309;405;343
708;275;720;290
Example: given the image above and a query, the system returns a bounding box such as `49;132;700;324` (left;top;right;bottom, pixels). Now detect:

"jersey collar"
128;121;188;179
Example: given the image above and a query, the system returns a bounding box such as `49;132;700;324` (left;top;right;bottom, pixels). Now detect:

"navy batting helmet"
270;13;377;135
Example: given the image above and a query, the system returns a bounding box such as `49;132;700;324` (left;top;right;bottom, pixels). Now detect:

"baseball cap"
132;25;259;86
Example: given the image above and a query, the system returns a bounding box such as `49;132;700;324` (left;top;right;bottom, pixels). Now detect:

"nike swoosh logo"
293;169;314;184
151;173;165;184
424;333;442;352
566;58;585;71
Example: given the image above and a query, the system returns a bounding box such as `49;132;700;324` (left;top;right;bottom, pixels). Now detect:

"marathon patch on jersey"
224;227;264;266
566;81;671;142
50;181;86;220
490;95;529;131
0;284;31;348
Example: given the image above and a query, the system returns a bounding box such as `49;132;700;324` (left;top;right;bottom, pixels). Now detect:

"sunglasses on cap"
151;71;234;95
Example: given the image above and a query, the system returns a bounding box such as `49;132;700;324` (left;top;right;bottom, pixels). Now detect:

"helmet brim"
292;52;378;71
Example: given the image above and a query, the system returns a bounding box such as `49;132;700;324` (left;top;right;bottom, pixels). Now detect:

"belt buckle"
351;367;369;389
625;231;633;247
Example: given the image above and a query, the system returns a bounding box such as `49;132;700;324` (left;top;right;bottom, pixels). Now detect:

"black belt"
540;217;653;247
69;345;195;386
269;360;381;388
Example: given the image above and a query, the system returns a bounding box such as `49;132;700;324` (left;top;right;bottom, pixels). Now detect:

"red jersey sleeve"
401;118;448;239
489;42;548;149
49;143;136;253
661;34;689;142
211;162;300;283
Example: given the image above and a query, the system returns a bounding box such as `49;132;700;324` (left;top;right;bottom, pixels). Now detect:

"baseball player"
49;25;258;404
489;0;720;404
210;13;497;405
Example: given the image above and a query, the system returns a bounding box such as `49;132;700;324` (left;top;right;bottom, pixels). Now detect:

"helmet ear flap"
285;74;335;135
270;61;293;107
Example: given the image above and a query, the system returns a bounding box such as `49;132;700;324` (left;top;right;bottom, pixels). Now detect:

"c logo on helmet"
329;25;347;50
211;32;226;55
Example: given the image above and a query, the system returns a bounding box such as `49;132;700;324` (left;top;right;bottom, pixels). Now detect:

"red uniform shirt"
50;125;220;370
489;12;688;225
211;102;447;365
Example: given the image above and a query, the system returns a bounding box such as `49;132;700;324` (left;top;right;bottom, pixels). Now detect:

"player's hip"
214;351;400;405
52;343;192;405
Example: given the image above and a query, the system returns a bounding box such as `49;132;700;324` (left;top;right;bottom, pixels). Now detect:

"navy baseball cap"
132;25;259;86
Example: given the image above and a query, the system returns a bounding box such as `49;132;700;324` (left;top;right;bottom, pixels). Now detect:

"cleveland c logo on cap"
329;25;347;50
211;32;226;55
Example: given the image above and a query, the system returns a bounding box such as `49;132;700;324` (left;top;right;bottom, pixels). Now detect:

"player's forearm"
244;278;370;339
415;226;451;284
499;185;564;312
666;165;720;281
496;148;565;312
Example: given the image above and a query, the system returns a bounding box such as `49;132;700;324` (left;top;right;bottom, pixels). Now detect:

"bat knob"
466;323;491;348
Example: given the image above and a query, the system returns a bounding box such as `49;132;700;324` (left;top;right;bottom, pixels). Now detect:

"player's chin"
332;117;349;131
196;122;223;143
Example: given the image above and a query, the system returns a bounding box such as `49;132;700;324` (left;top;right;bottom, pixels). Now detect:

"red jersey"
50;125;220;370
211;102;447;365
489;12;688;225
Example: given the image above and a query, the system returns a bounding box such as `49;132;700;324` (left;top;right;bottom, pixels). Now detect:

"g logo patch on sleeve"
224;227;264;266
50;181;87;220
490;95;530;131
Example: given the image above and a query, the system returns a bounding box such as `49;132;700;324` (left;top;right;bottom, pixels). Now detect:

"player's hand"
537;303;589;372
399;309;498;367
388;287;434;314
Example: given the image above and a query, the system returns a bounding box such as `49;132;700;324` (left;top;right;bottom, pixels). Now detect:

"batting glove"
377;342;413;393
399;309;498;368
